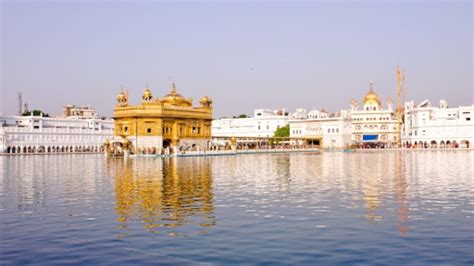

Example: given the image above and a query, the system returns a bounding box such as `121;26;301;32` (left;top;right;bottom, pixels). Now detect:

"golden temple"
112;83;212;155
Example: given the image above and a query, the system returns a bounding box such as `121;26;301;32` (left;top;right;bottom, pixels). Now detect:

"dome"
117;91;127;101
364;89;380;102
143;88;152;98
163;91;184;100
363;82;381;105
200;96;212;103
199;95;212;108
142;87;153;101
161;83;192;107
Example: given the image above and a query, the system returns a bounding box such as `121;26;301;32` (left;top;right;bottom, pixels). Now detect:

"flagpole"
396;67;403;148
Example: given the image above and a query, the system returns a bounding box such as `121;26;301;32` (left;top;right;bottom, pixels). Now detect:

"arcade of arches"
6;145;104;154
403;140;470;149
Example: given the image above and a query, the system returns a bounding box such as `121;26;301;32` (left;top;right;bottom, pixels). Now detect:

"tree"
232;114;249;118
22;110;50;117
273;124;290;138
270;124;290;145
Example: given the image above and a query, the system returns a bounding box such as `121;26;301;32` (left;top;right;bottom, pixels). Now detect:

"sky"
1;0;472;118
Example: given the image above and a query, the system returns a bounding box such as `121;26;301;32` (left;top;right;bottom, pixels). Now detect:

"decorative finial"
369;80;374;90
120;84;124;92
172;82;177;93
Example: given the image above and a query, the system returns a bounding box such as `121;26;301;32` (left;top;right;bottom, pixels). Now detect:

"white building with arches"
0;115;114;154
350;82;400;148
402;100;473;148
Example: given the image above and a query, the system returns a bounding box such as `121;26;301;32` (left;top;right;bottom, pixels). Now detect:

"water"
1;151;473;265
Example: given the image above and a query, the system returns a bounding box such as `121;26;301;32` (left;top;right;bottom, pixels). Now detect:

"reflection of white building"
212;109;290;137
0;114;114;154
402;100;473;148
289;109;352;148
350;82;399;148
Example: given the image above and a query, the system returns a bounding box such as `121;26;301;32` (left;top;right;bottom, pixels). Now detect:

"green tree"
273;124;290;138
22;110;50;117
270;124;290;145
232;114;249;118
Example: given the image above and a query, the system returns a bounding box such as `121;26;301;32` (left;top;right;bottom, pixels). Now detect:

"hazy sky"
1;0;472;118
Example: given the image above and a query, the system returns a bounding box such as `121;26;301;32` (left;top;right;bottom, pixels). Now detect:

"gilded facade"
113;83;212;154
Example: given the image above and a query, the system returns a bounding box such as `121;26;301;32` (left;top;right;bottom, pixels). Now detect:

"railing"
2;127;114;134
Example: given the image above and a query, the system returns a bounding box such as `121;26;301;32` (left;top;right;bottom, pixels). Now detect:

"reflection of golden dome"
161;83;192;107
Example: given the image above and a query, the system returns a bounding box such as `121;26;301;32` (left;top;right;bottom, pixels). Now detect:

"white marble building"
212;109;291;137
290;108;308;120
350;83;400;148
61;105;100;119
0;115;114;154
402;100;473;148
289;109;352;148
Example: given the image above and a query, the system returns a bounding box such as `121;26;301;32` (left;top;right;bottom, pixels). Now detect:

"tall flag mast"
396;67;405;147
18;92;23;116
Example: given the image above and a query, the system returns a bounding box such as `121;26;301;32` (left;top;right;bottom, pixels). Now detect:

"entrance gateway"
361;134;382;148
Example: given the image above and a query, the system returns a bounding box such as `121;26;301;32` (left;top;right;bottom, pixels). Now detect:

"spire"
171;82;177;94
369;80;374;91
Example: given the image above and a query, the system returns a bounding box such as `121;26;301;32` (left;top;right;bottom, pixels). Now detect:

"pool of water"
1;151;473;265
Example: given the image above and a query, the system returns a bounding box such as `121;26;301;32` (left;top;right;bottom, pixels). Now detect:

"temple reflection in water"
107;157;215;237
359;151;409;237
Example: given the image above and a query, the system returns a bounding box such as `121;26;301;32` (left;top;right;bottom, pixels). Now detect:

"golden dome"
142;87;153;101
199;95;212;108
161;83;192;107
200;96;212;102
363;82;381;105
163;91;184;100
117;91;127;101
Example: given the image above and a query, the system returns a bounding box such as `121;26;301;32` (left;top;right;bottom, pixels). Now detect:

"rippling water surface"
1;151;473;265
